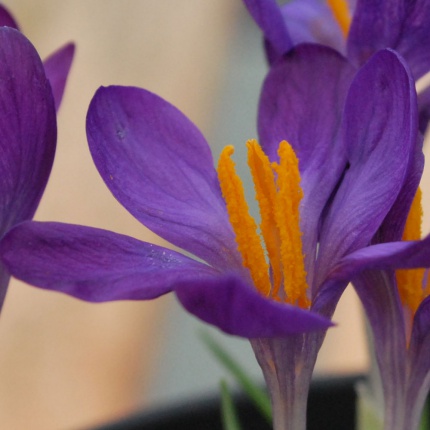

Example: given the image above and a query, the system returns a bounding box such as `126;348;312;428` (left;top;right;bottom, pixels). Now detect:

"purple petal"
258;44;355;288
374;134;423;243
0;221;218;302
0;28;56;237
280;0;345;53
316;49;417;282
0;4;19;30
43;43;75;111
242;0;292;63
86;85;240;272
322;235;430;288
175;274;333;338
353;271;407;428
348;0;430;81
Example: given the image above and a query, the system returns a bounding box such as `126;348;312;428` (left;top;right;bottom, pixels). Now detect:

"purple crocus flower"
0;27;57;309
324;225;430;429
331;161;430;430
0;6;74;309
0;45;419;429
243;0;430;132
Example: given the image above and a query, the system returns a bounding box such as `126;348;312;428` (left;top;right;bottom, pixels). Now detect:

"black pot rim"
92;373;365;430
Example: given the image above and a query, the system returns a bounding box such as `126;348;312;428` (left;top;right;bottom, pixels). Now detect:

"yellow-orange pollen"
396;188;430;314
326;0;351;38
217;140;309;308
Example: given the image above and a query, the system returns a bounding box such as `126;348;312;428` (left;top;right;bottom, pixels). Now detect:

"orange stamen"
327;0;351;37
217;140;309;307
396;188;426;314
217;145;271;296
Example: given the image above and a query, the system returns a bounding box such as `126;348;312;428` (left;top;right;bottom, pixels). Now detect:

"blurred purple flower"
0;5;75;309
0;27;57;308
243;0;430;132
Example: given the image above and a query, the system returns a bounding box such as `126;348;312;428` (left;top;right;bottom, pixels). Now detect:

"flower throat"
217;140;309;308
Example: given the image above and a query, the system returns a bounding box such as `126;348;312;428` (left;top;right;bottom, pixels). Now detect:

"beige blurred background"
0;2;368;429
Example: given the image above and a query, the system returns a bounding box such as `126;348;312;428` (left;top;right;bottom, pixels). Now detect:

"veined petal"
258;44;355;288
242;0;292;63
0;28;56;237
0;221;218;302
348;0;430;81
43;43;75;111
317;49;417;282
322;235;430;288
280;0;345;53
175;274;333;338
353;271;407;429
334;239;430;429
0;4;19;30
86;85;240;271
374;134;423;244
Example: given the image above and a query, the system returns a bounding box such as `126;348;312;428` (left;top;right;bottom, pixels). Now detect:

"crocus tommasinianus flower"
0;17;74;309
331;170;430;430
243;0;430;132
324;192;430;430
0;45;419;429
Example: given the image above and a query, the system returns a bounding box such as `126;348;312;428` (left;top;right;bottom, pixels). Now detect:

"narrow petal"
86;85;240;271
0;28;56;237
242;0;292;63
0;4;19;30
258;44;355;287
374;134;423;244
43;43;75;111
327;235;430;283
353;271;407;429
0;221;218;302
316;49;417;282
175;274;333;338
348;0;430;81
280;0;345;53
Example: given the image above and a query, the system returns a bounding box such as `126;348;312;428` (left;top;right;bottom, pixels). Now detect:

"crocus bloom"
0;45;419;429
331;183;430;430
324;196;430;430
0;27;57;309
243;0;430;132
0;11;74;310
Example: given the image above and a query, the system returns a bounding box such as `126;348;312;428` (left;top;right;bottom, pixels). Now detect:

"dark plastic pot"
93;375;365;430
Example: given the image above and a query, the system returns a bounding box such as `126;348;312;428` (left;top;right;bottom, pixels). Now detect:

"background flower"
243;0;430;132
0;27;57;309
